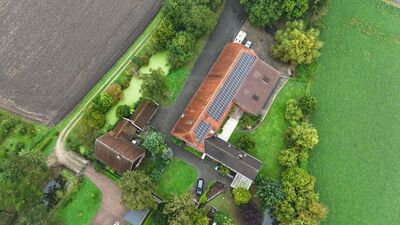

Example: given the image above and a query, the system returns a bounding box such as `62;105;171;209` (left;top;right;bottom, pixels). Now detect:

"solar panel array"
208;53;257;121
195;120;211;143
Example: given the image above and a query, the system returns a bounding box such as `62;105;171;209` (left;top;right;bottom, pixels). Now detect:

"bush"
278;148;299;167
115;74;131;90
199;193;207;204
218;165;230;176
161;147;174;161
256;177;285;209
299;95;317;114
235;134;255;151
214;211;234;225
116;105;131;119
66;135;80;151
142;131;165;156
239;113;260;129
92;92;113;114
106;83;123;104
272;20;323;65
232;187;251;205
240;203;262;225
154;19;175;51
285;122;319;149
285;99;303;124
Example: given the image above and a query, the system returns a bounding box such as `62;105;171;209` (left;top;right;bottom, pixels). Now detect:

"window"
252;95;259;101
262;76;270;84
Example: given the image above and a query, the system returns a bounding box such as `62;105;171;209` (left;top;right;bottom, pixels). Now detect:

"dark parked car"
196;178;204;196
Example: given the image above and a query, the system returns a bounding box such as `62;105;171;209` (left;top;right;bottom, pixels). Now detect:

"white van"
234;31;247;44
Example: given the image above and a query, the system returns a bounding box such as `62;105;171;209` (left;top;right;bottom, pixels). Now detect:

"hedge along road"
51;10;163;225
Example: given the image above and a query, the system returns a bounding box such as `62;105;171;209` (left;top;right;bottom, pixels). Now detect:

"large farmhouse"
171;42;281;188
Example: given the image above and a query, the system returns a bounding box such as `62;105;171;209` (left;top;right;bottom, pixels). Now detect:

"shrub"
285;99;303;124
199;193;207;204
299;95;317;114
66;135;80;151
218;165;230;176
142;131;165;156
106;83;123;104
115;74;131;89
285;122;319;149
161;147;174;161
92;93;113;114
256;177;285;209
131;55;145;68
272;20;323;65
116;105;131;119
235;134;255;151
214;211;234;225
232;187;251;205
278;148;300;167
239;113;259;129
240;203;262;225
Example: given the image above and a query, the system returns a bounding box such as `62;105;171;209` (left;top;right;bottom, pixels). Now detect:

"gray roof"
204;137;262;180
124;209;150;225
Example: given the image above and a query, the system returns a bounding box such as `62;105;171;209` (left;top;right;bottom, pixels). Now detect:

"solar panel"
195;120;211;143
208;53;257;120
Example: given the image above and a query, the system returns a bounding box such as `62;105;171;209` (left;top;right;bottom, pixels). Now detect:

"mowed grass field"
309;1;400;224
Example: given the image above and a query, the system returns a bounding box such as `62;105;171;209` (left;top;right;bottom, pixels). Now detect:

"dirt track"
0;0;162;125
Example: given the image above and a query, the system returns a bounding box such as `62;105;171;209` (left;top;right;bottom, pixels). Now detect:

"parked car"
196;178;205;195
234;31;246;44
245;40;252;48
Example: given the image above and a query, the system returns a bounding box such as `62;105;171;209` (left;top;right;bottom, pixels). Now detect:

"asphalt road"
0;0;162;125
151;0;245;182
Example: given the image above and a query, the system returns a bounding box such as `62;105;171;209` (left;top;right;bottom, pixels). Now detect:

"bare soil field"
0;0;161;125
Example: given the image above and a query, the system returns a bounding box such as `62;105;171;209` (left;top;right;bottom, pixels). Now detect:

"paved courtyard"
0;0;161;125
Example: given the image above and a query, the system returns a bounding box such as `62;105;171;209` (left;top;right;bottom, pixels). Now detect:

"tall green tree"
240;0;282;27
139;68;168;103
280;0;309;20
118;171;157;210
163;193;203;225
0;150;49;216
272;20;323;65
167;32;196;68
154;19;175;50
185;5;217;38
285;98;303;124
163;0;194;30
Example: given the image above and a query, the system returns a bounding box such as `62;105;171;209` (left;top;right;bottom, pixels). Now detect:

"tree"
118;171;157;210
278;147;299;167
240;203;262;225
235;134;256;151
142;131;165;156
240;0;282;27
163;193;200;225
116;104;131;119
280;0;309;20
92;92;113;114
167;32;196;68
105;83;123;104
214;211;235;225
185;5;217;38
161;147;174;161
271;21;323;65
154;19;175;50
285;122;318;149
256;177;285;209
0;150;49;215
232;187;251;205
273;167;327;225
195;0;222;11
299;95;317;114
139;68;168;103
285;99;303;124
163;0;194;30
15;205;63;225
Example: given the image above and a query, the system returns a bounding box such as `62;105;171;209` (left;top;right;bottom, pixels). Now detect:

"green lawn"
309;1;400;224
157;159;198;199
54;178;101;225
229;79;308;177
